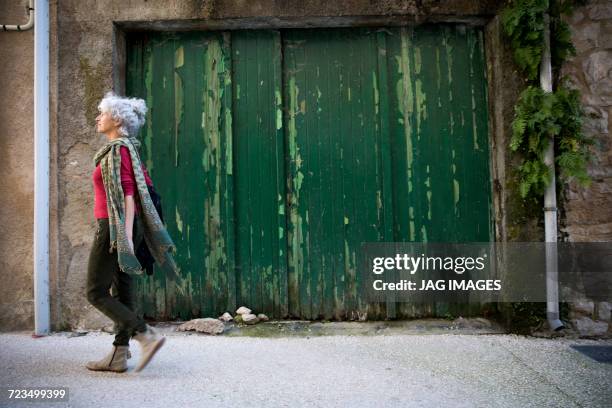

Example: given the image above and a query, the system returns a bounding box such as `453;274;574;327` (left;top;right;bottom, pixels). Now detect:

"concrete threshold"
150;317;506;338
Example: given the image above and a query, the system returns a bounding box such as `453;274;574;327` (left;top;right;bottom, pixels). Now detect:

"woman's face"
95;110;121;136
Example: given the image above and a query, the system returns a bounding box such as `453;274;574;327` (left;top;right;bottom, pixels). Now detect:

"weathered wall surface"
559;0;612;336
0;3;35;331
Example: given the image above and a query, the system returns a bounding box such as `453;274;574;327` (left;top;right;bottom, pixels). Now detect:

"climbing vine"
501;0;593;199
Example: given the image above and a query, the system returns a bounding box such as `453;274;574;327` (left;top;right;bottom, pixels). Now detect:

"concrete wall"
0;0;609;332
0;2;36;331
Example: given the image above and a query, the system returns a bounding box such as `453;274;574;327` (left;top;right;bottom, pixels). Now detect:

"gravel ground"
1;330;611;408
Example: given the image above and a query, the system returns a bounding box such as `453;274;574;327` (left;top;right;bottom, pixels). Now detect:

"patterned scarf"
93;137;180;279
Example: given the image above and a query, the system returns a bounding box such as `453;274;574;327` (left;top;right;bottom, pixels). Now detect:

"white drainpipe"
541;12;565;331
34;0;50;335
1;0;34;31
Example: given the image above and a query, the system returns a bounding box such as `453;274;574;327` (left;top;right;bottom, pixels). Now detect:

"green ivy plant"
510;81;593;197
501;0;592;199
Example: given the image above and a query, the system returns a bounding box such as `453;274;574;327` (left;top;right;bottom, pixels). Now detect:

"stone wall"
559;0;612;337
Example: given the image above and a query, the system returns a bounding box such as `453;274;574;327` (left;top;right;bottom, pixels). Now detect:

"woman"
85;91;177;373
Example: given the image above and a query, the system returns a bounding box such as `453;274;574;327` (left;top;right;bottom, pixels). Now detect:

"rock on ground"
176;318;225;335
236;306;252;315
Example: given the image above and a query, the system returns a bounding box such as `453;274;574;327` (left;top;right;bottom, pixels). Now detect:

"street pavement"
1;321;611;407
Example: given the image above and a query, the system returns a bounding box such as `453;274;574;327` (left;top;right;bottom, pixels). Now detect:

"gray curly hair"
97;91;147;148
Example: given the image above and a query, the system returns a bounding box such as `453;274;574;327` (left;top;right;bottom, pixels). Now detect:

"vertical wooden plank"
326;29;346;320
446;24;471;318
272;30;289;318
261;31;273;316
253;33;264;313
220;31;237;316
300;35;313;320
232;30;287;318
376;30;397;320
125;34;146;318
232;32;250;312
345;29;359;319
151;34;175;319
356;28;368;319
321;29;335;320
283;32;301;318
389;26;428;319
468;27;494;317
141;36;159;318
186;33;206;318
173;36;190;319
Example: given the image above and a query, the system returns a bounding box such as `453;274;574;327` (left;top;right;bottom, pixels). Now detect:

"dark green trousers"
86;216;147;346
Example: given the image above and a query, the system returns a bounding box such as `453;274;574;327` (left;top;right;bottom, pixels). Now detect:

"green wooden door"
126;24;493;321
126;32;236;320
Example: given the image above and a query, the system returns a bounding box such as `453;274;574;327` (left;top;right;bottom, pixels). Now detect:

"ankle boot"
132;325;166;373
85;345;129;373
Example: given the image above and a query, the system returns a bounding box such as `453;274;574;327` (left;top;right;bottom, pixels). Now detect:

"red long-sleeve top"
93;146;153;219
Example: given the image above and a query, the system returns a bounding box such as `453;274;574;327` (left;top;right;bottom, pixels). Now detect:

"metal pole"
540;12;564;331
34;0;50;335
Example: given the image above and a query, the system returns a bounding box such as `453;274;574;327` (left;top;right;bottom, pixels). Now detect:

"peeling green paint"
436;47;441;94
144;50;154;172
278;193;285;215
445;30;454;100
187;224;191;259
275;89;283;130
414;46;422;74
415;79;427;139
175;206;183;233
295;171;304;192
175;45;184;67
409;206;415;241
288;77;299;158
471;87;479;150
468;31;480;151
397;28;415;190
174;46;184;167
225;106;233;175
453;179;460;207
372;71;379;115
